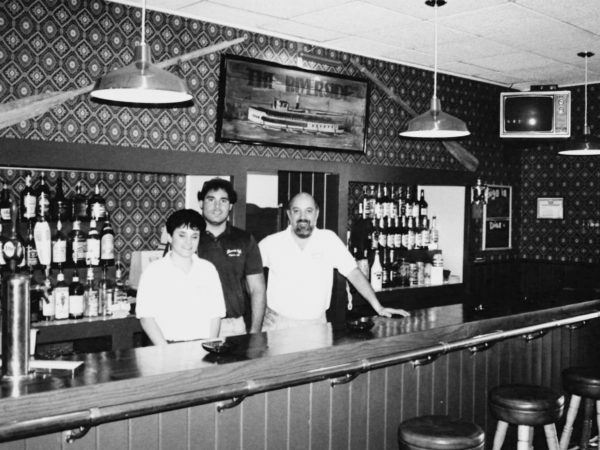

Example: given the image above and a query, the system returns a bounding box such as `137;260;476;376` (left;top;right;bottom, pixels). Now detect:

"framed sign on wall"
482;185;512;250
216;55;369;153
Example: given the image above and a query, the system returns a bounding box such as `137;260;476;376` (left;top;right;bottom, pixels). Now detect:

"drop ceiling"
111;0;600;90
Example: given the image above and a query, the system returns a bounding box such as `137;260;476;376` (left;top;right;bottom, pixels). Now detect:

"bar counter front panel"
1;296;600;449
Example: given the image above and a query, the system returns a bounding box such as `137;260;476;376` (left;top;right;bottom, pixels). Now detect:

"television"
500;91;571;138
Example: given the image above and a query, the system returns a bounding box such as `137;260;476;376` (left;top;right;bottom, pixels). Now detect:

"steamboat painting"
216;55;369;153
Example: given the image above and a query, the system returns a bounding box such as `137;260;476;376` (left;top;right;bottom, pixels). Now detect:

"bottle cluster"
0;172;116;272
33;259;130;322
349;183;442;292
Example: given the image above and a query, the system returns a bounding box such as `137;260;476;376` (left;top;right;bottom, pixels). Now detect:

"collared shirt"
136;253;226;341
198;224;263;318
258;226;357;321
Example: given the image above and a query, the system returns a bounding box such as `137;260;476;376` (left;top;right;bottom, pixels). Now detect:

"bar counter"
1;293;600;447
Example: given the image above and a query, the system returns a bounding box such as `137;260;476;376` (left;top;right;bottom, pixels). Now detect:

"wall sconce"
471;178;488;205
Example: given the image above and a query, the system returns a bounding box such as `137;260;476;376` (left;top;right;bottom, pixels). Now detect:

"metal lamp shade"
559;126;600;155
400;97;470;138
90;44;192;105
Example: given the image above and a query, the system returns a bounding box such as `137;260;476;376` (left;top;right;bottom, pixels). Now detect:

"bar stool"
398;415;485;450
489;384;564;450
559;367;600;450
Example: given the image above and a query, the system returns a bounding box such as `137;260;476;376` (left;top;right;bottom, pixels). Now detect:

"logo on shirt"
226;248;242;257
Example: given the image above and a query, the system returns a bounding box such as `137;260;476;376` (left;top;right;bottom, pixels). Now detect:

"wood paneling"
2;322;598;450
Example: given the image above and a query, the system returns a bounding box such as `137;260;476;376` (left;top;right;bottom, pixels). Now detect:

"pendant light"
559;52;600;155
400;0;470;138
90;0;192;105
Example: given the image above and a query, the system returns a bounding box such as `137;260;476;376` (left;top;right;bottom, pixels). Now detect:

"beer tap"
1;198;33;380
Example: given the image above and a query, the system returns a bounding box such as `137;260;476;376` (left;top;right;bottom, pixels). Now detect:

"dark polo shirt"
198;224;263;318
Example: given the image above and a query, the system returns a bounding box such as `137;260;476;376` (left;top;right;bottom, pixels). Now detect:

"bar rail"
1;301;598;443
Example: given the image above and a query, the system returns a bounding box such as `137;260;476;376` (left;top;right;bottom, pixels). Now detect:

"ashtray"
346;316;375;332
201;339;233;354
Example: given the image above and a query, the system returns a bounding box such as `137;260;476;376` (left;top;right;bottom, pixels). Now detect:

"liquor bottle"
377;215;387;250
421;216;430;249
400;215;409;251
34;216;52;267
100;212;115;266
381;184;390;218
69;219;87;267
86;219;100;266
393;216;402;249
84;266;99;317
361;185;370;220
53;268;70;320
381;249;389;288
98;265;114;316
2;202;25;271
366;184;376;219
88;183;106;221
404;187;414;221
51;176;71;222
397;185;406;217
36;171;51;221
72;180;88;220
369;217;379;251
429;216;439;250
113;256;129;315
69;270;85;319
370;249;383;292
410;186;420;219
0;182;12;223
414;215;423;249
386;216;395;249
407;216;416;250
20;173;37;222
388;248;398;287
40;267;55;321
374;184;383;219
52;218;67;267
418;189;428;220
389;185;398;219
24;222;39;271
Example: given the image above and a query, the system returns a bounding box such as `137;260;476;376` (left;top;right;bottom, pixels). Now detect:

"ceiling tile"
209;0;349;19
292;1;417;34
178;2;274;29
259;20;346;43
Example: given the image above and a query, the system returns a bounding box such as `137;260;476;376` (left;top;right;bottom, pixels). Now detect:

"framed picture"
216;55;369;153
537;197;563;219
482;185;512;250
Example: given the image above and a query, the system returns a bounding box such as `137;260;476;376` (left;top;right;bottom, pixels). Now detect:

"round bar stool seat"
559;367;600;450
398;415;485;450
489;384;564;450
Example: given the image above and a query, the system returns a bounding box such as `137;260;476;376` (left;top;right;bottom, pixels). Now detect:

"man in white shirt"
259;192;408;331
136;209;226;344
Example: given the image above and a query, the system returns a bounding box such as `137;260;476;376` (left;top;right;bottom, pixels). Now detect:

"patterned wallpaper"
7;0;597;265
517;83;600;263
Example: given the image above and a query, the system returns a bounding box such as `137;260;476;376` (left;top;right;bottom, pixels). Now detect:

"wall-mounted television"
500;90;571;138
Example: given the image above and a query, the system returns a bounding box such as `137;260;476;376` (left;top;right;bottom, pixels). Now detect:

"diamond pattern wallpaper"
1;0;597;265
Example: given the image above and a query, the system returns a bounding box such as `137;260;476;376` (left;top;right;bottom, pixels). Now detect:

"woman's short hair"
166;209;206;235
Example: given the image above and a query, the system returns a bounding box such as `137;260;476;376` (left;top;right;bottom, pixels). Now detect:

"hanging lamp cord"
141;0;146;46
584;54;588;129
433;1;438;99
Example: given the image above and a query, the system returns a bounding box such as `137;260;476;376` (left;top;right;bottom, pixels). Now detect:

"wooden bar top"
1;292;599;442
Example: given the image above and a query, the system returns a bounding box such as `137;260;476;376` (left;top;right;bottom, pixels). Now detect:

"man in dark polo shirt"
197;178;266;336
